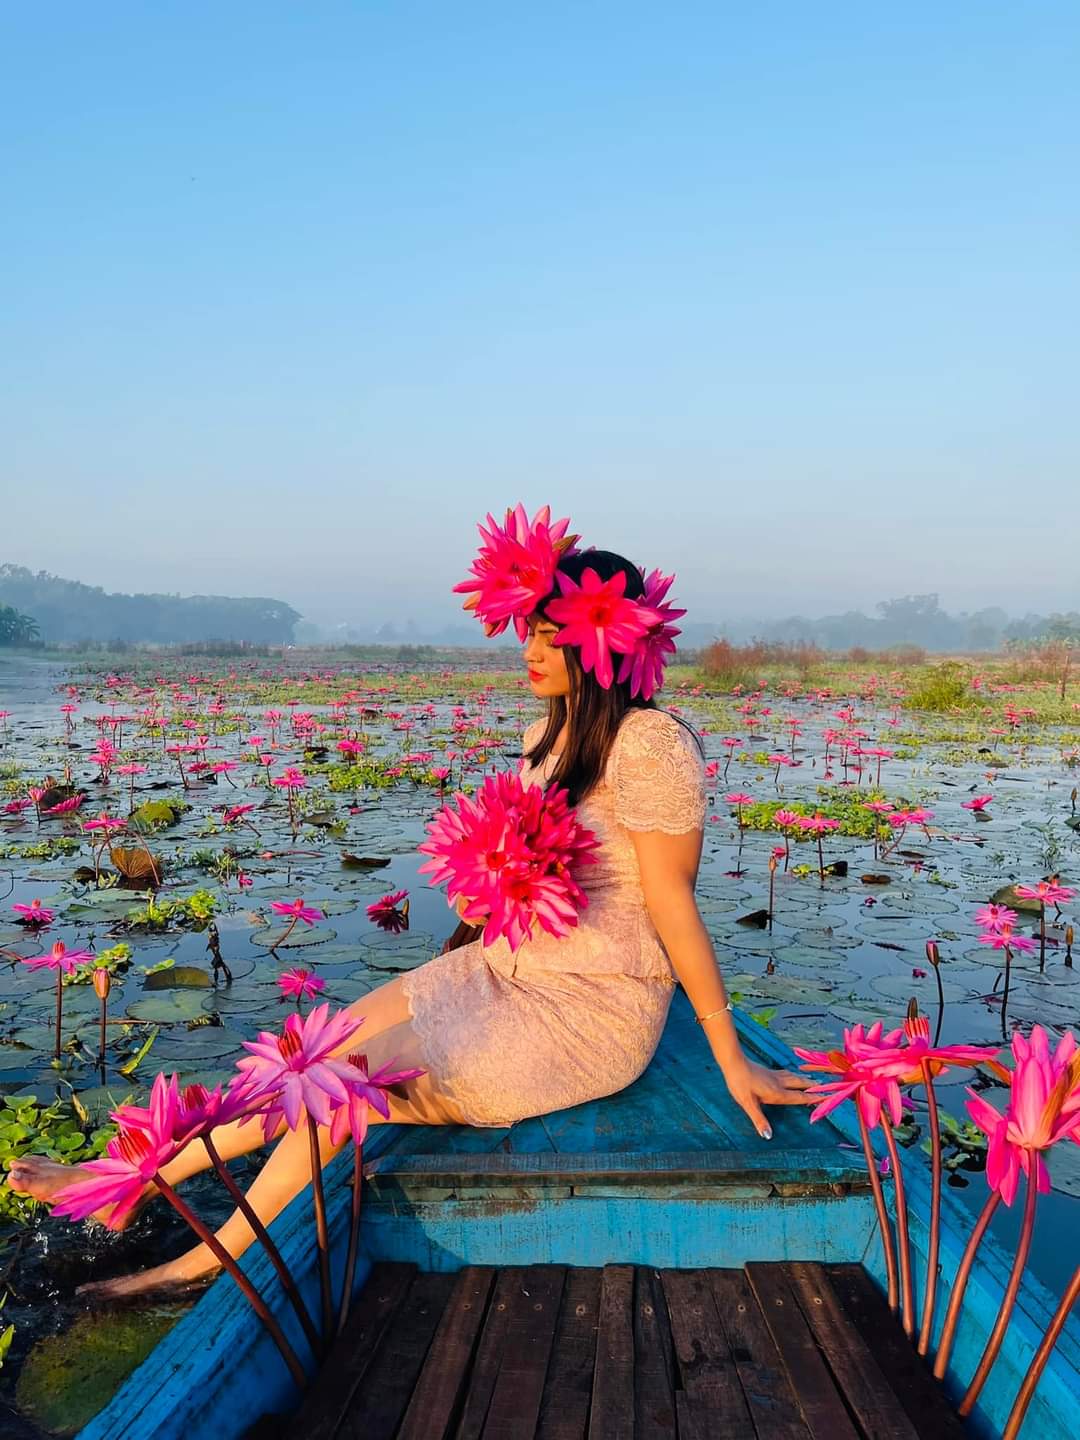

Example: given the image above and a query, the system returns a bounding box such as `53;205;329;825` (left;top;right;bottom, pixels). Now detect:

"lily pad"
155;1027;247;1060
990;884;1044;916
249;925;338;950
871;972;974;1005
143;966;213;990
125;992;209;1023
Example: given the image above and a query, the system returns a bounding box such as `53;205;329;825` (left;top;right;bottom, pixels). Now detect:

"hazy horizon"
4;4;1078;628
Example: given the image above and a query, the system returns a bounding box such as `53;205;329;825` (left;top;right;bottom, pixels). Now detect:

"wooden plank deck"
285;1262;962;1440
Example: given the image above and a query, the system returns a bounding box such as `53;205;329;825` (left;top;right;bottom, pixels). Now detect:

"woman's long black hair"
525;549;701;806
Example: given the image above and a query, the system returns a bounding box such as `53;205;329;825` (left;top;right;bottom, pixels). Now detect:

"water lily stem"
306;1113;334;1346
959;1177;1037;1416
1003;1262;1080;1440
337;1143;364;1336
202;1135;321;1361
881;1116;914;1338
917;1064;942;1356
54;971;63;1062
152;1173;308;1390
858;1106;899;1313
933;1189;1000;1379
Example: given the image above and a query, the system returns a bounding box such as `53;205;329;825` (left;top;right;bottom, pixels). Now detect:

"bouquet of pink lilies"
418;769;600;952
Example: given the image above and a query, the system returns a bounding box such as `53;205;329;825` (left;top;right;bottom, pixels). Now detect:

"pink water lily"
270;898;325;926
795;1021;909;1129
366;890;410;934
278;968;326;1002
1015;880;1075;908
418;771;599;952
544;566;652;690
864;1014;999;1087
614;568;684;700
236;1003;364;1139
966;1027;1080;1206
453;503;578;640
979;925;1036;955
12;900;55;927
328;1052;426;1147
21;941;93;974
962;795;993;811
973;903;1019;932
112;1073;258;1149
53;1074;182;1227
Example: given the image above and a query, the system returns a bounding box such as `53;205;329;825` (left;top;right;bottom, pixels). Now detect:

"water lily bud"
768;855;778;873
1067;925;1075;949
92;967;111;1001
925;939;941;967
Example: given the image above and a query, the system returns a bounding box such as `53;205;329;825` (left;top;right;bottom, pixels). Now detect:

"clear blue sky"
3;3;1077;627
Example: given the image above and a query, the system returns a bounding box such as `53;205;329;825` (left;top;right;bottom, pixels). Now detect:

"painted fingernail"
760;1126;772;1141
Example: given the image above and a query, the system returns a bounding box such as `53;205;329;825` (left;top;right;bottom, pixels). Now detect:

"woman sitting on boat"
7;505;811;1297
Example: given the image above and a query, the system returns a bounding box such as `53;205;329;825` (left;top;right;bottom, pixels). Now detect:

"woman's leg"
6;969;443;1216
76;984;467;1296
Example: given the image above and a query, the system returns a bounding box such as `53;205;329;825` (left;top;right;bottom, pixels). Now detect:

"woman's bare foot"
5;1156;153;1229
77;1254;222;1303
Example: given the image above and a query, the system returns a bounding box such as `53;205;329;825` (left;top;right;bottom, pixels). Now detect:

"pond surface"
0;652;1077;1434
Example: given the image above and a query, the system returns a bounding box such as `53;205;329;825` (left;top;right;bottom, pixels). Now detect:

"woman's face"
524;614;571;699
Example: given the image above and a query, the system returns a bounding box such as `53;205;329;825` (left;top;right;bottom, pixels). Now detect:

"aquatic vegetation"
1;645;1078;1417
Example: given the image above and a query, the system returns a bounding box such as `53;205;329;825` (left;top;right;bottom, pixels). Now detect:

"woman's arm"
630;825;812;1138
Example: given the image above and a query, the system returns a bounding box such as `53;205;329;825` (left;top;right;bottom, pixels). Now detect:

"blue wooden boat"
78;995;1079;1440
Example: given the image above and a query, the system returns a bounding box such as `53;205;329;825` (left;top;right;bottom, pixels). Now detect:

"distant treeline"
694;595;1080;654
0;565;300;646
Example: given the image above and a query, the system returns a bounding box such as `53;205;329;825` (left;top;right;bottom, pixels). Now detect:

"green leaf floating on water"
142;966;213;990
16;1306;186;1434
250;925;338;949
130;798;188;829
991;883;1044;916
125;992;209;1023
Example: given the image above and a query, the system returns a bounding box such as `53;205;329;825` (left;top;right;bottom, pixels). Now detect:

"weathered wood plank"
746;1262;860;1440
290;1262;415;1440
338;1271;457;1440
456;1268;526;1440
363;1147;864;1185
784;1263;921;1440
632;1267;676;1438
709;1268;810;1440
660;1268;754;1435
587;1265;635;1440
396;1268;496;1440
480;1266;566;1440
536;1268;602;1440
826;1264;967;1440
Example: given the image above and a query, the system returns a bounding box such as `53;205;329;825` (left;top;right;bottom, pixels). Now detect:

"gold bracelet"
695;1002;734;1024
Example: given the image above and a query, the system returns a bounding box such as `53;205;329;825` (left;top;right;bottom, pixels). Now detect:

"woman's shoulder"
604;705;705;783
607;707;706;832
612;706;701;761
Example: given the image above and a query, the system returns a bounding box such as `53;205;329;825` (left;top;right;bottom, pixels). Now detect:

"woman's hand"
718;1050;815;1140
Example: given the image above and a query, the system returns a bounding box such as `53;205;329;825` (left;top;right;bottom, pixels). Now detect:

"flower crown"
453;503;684;700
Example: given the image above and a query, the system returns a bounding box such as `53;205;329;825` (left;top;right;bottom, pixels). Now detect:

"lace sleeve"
610;709;706;834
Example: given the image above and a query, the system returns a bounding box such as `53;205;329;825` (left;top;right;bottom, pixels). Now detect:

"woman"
8;516;811;1297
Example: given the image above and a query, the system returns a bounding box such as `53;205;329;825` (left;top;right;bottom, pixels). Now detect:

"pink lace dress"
400;707;707;1127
